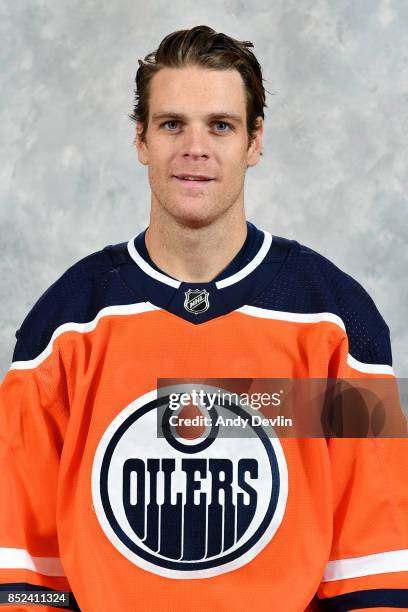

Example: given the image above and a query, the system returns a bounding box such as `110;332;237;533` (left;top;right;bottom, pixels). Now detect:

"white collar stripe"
127;229;272;289
127;237;181;288
215;230;272;289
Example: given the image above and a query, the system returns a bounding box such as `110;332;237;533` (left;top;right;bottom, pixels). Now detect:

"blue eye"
161;120;232;132
215;121;230;131
162;120;179;130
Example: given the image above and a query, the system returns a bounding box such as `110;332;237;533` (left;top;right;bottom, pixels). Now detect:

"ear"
135;121;149;165
246;116;264;168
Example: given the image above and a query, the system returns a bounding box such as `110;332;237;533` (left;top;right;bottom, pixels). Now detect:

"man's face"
136;66;263;228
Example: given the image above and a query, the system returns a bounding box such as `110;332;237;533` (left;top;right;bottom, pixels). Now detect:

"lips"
173;174;215;181
173;175;215;188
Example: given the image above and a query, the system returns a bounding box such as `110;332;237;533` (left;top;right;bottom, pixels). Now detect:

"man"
0;25;407;612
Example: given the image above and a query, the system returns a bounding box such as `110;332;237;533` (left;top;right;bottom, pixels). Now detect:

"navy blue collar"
120;221;291;324
133;221;264;285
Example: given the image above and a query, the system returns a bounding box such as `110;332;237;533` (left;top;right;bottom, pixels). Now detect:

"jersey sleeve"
0;332;80;611
316;324;408;610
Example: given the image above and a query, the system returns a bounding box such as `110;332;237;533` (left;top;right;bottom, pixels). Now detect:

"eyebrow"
151;111;243;125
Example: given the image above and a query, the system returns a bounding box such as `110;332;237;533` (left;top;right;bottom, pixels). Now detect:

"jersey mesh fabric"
251;242;391;365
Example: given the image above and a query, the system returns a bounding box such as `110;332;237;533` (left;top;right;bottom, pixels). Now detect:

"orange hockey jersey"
1;221;407;611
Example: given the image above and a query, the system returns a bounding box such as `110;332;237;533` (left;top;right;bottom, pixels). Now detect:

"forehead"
148;66;247;117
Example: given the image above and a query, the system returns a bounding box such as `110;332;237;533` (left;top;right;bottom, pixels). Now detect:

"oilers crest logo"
91;385;288;579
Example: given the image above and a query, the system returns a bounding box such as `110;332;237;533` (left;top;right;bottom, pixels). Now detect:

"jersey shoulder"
13;241;137;362
254;237;392;365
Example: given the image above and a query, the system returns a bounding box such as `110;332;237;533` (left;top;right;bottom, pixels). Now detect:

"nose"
181;125;209;159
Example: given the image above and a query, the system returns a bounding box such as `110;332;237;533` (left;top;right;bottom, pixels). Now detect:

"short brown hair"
128;25;270;151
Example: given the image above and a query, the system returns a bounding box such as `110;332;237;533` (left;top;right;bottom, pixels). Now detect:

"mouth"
172;176;215;188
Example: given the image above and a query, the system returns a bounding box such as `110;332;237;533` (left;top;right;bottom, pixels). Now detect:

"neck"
144;206;248;283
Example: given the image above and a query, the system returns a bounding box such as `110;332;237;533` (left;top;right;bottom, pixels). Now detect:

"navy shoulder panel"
251;239;391;365
13;243;143;362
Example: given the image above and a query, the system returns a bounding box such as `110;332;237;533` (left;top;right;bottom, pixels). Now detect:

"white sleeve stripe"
322;549;408;581
10;302;161;371
236;305;346;330
236;306;394;375
0;547;65;577
10;301;395;377
346;353;395;376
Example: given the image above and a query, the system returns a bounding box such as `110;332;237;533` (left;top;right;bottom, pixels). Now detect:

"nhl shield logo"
184;289;210;314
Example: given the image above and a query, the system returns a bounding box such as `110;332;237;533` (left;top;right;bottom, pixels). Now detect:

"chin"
168;205;222;229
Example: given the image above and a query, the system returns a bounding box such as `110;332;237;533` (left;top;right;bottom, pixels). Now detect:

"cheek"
149;149;174;175
225;156;248;180
147;159;166;179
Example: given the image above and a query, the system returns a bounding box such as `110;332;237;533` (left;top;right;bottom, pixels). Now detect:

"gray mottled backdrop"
1;0;407;379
